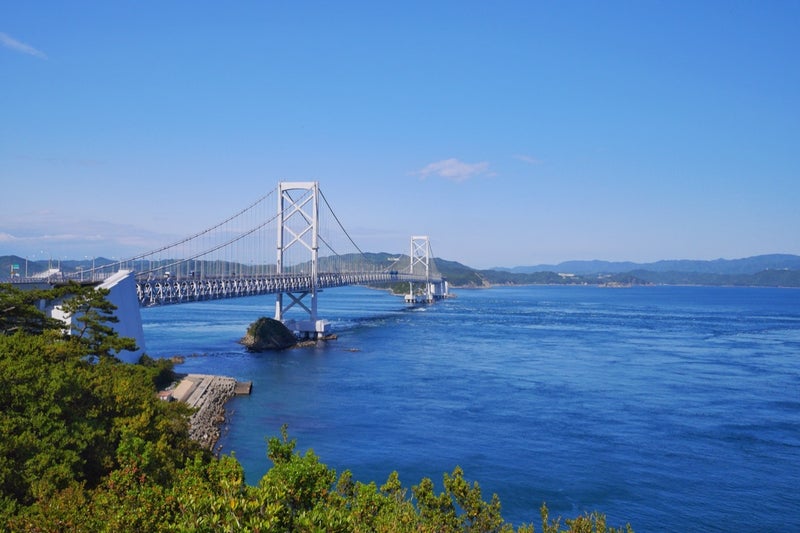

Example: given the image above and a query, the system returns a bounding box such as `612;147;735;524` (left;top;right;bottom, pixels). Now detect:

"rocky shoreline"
168;374;251;450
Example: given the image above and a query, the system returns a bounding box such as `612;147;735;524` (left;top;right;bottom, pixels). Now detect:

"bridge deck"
136;271;445;306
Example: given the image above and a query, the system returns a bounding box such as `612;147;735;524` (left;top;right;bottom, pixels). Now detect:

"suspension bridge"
46;181;449;341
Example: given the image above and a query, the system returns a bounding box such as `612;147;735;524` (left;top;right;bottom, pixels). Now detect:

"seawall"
169;374;251;450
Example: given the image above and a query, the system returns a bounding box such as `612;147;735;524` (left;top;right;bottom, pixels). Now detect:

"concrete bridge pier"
282;318;331;340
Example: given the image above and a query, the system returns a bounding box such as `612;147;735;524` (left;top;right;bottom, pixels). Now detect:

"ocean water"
141;285;800;531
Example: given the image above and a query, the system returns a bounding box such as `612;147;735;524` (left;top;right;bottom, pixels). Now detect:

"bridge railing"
9;270;113;285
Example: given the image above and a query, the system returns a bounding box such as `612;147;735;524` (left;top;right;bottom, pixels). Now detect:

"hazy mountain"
3;253;800;287
496;254;800;276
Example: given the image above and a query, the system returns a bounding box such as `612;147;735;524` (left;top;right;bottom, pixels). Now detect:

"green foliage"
0;286;200;521
259;425;345;531
0;333;92;505
139;353;181;390
478;269;583;286
167;453;257;532
539;503;634;533
409;466;515;533
0;283;63;335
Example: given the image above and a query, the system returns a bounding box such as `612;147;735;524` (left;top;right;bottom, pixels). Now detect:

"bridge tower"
405;235;434;304
275;181;329;339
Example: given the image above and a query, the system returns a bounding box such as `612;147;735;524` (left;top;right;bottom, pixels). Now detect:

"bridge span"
27;181;451;345
136;271;449;307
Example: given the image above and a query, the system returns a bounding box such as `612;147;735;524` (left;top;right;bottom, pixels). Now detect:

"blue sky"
2;1;798;269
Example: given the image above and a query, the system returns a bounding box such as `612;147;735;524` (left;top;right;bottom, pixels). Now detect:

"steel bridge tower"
275;181;329;339
405;235;434;304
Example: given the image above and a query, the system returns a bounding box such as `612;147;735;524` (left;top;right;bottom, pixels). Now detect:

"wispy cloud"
513;154;542;165
0;32;47;59
0;212;178;259
415;158;492;182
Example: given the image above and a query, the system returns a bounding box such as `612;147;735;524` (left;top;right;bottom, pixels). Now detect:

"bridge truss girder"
134;271;432;306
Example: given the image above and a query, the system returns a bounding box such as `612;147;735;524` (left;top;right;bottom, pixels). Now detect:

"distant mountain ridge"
3;253;800;288
495;254;800;276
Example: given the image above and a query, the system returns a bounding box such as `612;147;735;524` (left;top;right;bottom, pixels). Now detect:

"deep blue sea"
141;285;800;532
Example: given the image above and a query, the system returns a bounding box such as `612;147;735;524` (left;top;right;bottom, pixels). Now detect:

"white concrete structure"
50;269;145;363
99;269;146;362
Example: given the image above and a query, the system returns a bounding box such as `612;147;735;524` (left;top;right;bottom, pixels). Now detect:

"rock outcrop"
240;316;297;351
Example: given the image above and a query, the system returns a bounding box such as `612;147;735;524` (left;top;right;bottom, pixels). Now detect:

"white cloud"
0;32;47;59
513;154;541;165
415;158;491;182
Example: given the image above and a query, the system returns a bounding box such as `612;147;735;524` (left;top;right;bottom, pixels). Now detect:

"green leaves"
260;425;341;530
0;330;195;512
0;284;62;335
